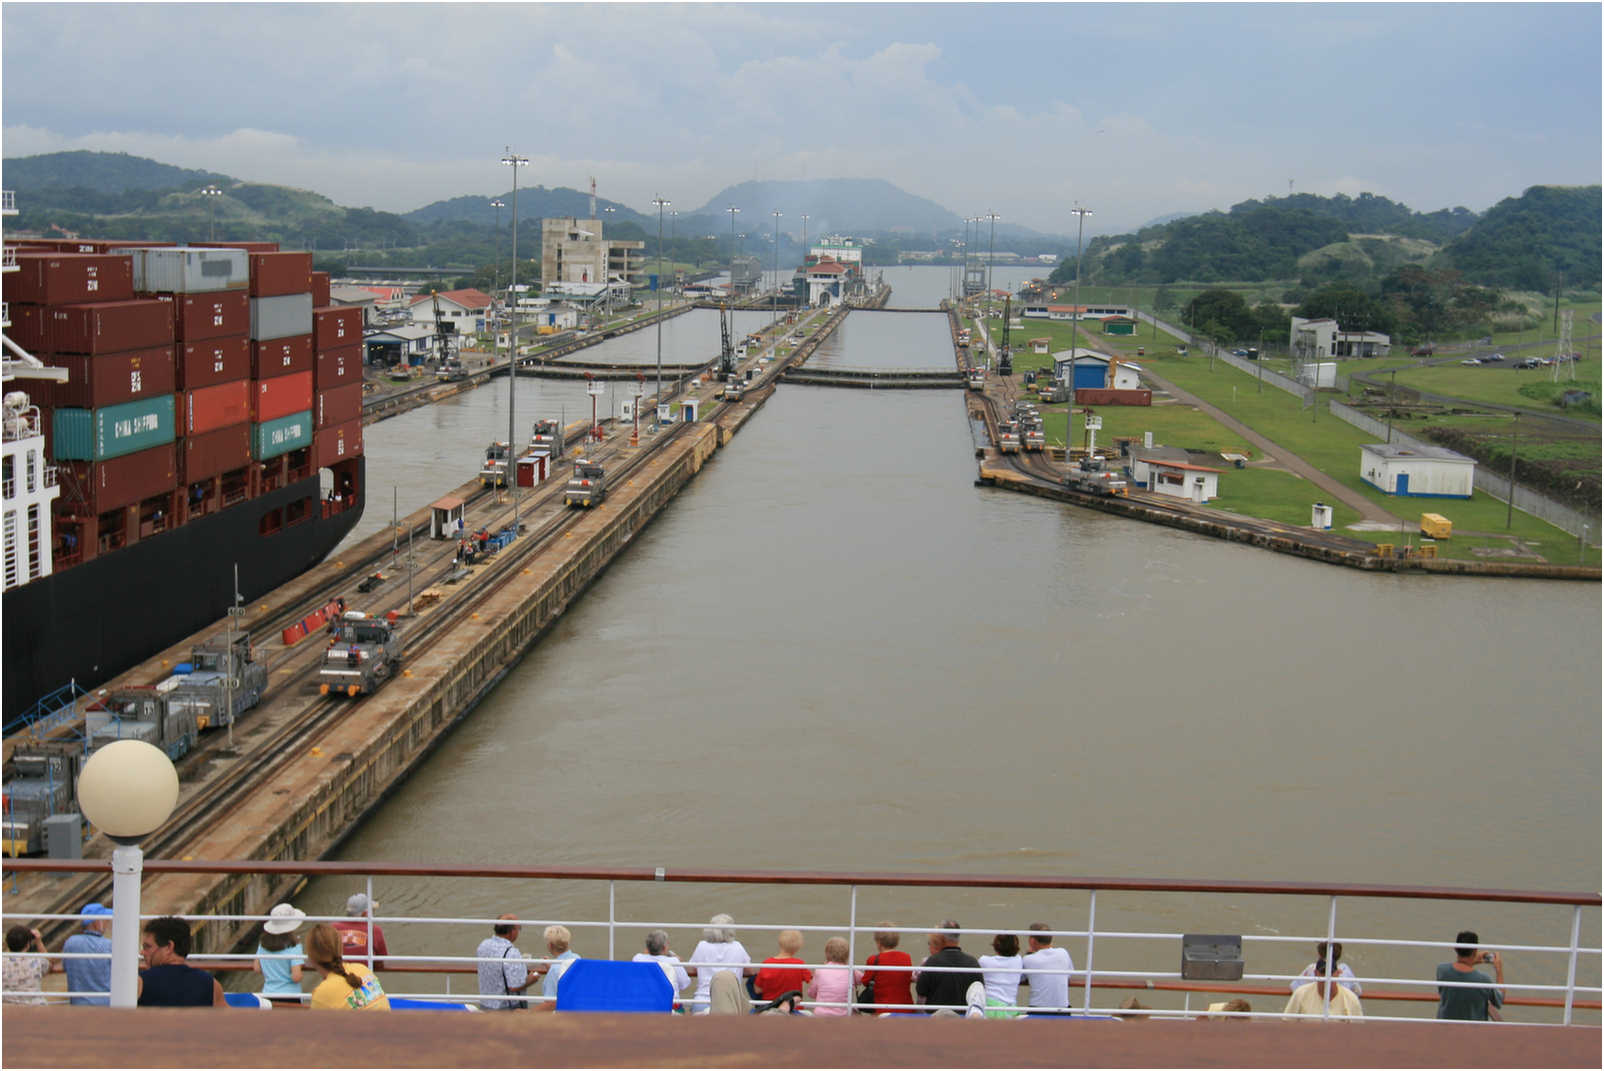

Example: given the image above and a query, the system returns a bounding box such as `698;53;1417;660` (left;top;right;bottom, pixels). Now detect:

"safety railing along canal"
4;859;1598;1023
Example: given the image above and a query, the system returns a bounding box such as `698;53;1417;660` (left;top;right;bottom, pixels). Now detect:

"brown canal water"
296;271;1598;1018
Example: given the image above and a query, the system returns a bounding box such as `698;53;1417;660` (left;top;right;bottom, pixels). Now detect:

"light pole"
652;196;671;406
771;210;783;326
726;205;740;296
1068;206;1092;386
489;198;505;353
501;148;529;534
201;184;222;241
75;740;180;1007
983;212;1000;317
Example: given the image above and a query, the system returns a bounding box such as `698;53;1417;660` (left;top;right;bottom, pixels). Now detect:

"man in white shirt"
1020;922;1075;1014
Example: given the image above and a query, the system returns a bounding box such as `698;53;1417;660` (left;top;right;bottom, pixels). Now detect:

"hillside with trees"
1435;185;1601;291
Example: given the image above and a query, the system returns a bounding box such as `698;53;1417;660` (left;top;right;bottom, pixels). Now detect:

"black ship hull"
2;461;365;718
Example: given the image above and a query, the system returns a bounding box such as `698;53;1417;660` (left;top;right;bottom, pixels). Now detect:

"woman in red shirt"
859;924;914;1013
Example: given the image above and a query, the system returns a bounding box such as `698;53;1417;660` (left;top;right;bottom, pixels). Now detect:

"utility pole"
653;196;671;406
983;212;1000;318
726;205;741;296
501;148;529;535
1067;206;1092;386
201;185;222;241
771;210;783;327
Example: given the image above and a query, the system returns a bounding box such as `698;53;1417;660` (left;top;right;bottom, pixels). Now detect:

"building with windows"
2;391;60;592
408;289;493;337
1291;316;1391;359
540;218;645;292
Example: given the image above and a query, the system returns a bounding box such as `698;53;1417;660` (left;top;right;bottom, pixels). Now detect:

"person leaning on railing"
687;914;755;1015
859;924;913;1014
1285;958;1364;1019
305;923;389;1011
1291;941;1361;995
475;914;531;1011
1437;930;1504;1021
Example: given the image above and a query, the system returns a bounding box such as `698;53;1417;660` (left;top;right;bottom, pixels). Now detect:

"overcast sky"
4;3;1599;236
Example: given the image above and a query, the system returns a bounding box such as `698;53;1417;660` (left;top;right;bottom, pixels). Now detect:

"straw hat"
262;903;307;935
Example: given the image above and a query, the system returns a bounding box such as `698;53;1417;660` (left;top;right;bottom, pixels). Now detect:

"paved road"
1137;364;1403;527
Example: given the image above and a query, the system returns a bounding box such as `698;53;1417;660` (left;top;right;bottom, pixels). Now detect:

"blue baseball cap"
82;902;113;920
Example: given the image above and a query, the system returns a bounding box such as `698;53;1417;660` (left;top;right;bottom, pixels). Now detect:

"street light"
771;210;783;326
982;212;1000;318
501;148;529;535
726;206;741;296
75;740;180;1007
201;185;222;241
489;198;505;348
652;196;671;406
1067;206;1092;388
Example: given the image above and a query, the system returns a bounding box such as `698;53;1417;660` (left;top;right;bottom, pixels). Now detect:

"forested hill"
3;151;232;194
1054;192;1480;286
1436;185;1601;291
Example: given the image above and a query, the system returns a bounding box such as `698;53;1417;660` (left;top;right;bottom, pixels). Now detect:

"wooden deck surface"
6;1007;1598;1068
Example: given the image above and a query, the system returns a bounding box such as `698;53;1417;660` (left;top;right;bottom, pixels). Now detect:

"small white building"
1297;361;1339;388
1291;316;1391;359
408;288;494;336
1359;443;1475;498
806;259;851;305
1052;351;1141;390
1144;458;1223;504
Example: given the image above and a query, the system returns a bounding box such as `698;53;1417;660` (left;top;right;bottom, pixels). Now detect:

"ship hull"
2;460;365;717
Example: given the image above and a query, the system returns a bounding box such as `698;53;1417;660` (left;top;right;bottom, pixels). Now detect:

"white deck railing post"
608;881;616;960
847;885;859;1014
1564;904;1582;1025
365;874;375;969
1082;889;1096;1013
1323;895;1338;1020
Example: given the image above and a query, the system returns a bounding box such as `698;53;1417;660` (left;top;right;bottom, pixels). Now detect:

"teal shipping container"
252;409;313;460
52;394;176;461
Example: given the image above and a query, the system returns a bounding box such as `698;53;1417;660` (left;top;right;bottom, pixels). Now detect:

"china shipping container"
249;293;313;341
52;394;176;462
247;251;313;298
314;343;362;388
251;334;313;378
133;247;249;294
56;443;178;515
48;300;174;355
314;382;363;430
253;410;313;460
312;306;362;351
186;380;252;435
314;417;363;469
154;290;250;342
10;253;135;305
311;271;331;307
255;371;313;423
179;423;251;483
44;346;177;409
192;241;280;254
177;337;251;390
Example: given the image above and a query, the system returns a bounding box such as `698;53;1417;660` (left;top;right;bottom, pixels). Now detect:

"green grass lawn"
1386;362;1602;421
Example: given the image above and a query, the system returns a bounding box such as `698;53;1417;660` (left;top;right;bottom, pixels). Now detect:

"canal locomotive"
85;687;198;761
161;634;268;731
1064;457;1129;497
997;421;1022;454
564;460;607;508
1;745;81;857
319;611;402;697
530;418;562;453
479;441;511;488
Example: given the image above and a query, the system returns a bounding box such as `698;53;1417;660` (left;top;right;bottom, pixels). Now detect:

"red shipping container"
178;337;251;390
314;343;363;388
193;240;280;254
255;371;313;422
186;380;252;435
6;303;47;351
58;443;177;514
179;423;251;483
314;418;363;469
48;299;174;355
11;253;135;305
312;306;362;351
251;334;313;377
248;251;313;297
315;383;363;430
311;271;331;307
44;346;177;409
154;290;250;342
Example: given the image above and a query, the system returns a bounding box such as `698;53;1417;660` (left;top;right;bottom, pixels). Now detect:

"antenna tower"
1553;309;1575;382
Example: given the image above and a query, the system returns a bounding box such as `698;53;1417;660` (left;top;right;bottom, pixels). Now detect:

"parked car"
1232;348;1248;357
1482;353;1504;363
1460;358;1480;366
1410;345;1435;357
1515;358;1541;369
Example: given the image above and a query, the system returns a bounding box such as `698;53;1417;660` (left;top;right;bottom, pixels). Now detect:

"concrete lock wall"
1330;400;1598;542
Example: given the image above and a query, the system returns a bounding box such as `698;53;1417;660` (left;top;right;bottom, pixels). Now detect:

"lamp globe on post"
76;740;180;1008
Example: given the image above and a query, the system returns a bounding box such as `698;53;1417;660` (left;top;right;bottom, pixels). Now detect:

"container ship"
1;201;366;720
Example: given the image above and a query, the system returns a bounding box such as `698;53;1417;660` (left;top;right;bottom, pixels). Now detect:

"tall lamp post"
489;198;505;359
726;205;741;296
201;185;222;241
75;740;180;1007
983;212;1000;317
501;148;529;534
771;210;783;326
1067;206;1093;386
652;196;671;406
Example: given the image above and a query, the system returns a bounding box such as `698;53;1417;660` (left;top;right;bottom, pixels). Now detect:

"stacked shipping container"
310;270;364;473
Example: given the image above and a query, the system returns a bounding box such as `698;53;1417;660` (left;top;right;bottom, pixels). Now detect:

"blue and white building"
1359;444;1475;498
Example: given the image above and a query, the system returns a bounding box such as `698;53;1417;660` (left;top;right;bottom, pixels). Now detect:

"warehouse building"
1359;443;1475;498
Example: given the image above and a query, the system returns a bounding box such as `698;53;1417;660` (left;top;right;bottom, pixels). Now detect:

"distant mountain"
690;179;962;238
1437;185;1601;291
4;151;232;194
406;188;649;229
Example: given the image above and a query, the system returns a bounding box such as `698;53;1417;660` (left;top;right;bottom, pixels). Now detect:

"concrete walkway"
1138;364;1403;527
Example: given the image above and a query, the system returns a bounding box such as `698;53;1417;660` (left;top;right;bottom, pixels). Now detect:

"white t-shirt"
977;953;1023;1007
1021;945;1074;1009
632;952;690;995
1293;961;1360;995
688;940;749;1013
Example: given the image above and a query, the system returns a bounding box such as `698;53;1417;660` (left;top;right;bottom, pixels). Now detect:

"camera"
1483;952;1496;963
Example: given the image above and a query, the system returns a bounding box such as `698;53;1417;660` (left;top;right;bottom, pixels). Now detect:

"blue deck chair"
388;997;479;1011
553;959;674;1013
224;992;271;1008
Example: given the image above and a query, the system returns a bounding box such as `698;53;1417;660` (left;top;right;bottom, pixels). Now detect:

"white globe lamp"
76;740;180;1007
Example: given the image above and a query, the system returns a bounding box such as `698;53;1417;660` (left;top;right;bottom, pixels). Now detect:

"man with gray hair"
915;920;983;1013
631;929;690;996
1021;921;1074;1014
475;913;530;1010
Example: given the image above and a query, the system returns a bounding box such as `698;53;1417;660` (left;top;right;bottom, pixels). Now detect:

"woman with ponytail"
306;923;390;1011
